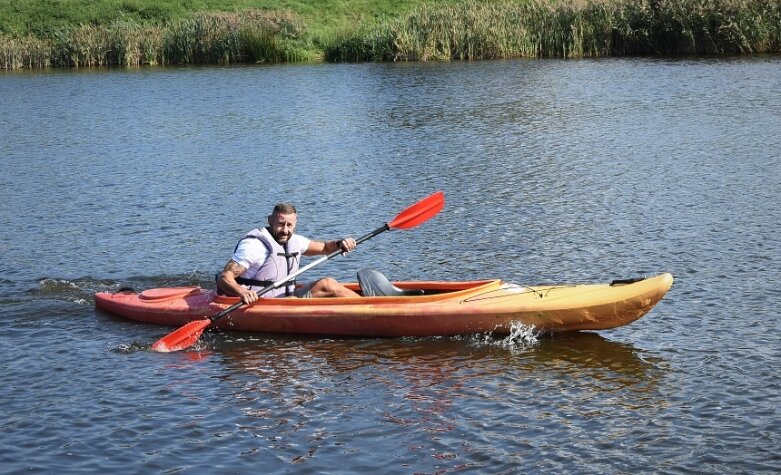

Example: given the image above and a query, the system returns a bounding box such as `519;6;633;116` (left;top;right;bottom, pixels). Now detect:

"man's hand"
339;237;357;253
239;288;259;304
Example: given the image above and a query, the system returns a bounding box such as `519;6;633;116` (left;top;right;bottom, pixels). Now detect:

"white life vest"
235;227;309;297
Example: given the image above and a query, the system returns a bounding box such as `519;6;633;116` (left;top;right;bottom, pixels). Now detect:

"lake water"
1;57;780;473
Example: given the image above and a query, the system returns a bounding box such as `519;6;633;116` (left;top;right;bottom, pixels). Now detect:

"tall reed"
2;1;780;69
323;0;781;61
1;9;312;69
0;34;51;69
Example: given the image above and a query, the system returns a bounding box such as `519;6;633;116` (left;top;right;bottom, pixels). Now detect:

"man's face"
268;212;297;244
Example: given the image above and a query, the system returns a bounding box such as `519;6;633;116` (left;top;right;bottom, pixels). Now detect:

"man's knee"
314;277;339;292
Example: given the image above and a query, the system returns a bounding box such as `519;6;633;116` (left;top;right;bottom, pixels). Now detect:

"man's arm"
216;260;258;304
304;238;357;256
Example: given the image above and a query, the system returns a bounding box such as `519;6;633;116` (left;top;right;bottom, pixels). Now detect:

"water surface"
1;57;780;473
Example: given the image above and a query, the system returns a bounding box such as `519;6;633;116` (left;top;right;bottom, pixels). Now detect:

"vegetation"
0;0;442;38
324;0;781;60
0;11;313;68
1;0;779;69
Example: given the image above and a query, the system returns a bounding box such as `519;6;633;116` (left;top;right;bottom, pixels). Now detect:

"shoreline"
2;0;779;70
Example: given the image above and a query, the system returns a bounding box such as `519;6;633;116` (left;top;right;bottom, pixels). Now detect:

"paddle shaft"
208;223;391;324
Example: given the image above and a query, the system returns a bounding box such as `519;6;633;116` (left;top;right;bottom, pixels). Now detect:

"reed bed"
1;10;311;69
0;34;52;69
2;0;780;69
323;0;781;61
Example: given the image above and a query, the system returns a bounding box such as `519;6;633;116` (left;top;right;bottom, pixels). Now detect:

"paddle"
150;191;445;352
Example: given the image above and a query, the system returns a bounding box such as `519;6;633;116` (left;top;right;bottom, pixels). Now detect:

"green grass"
0;0;451;38
1;0;779;69
0;0;459;67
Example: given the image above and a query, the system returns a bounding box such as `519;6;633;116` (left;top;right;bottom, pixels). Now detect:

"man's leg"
305;277;359;298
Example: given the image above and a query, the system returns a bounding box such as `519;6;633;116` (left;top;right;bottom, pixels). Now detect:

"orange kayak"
94;273;673;337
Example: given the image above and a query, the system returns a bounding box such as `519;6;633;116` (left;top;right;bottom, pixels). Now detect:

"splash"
110;342;152;354
27;273;215;305
111;339;212;356
37;277;80;292
470;321;539;352
30;277;107;304
502;321;540;348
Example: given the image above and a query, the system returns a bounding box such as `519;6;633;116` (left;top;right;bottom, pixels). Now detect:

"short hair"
272;202;297;215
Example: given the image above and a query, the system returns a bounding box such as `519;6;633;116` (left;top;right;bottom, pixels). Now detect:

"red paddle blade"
388;191;445;230
150;319;211;353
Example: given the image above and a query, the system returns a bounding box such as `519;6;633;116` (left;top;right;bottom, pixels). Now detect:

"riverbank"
2;0;779;69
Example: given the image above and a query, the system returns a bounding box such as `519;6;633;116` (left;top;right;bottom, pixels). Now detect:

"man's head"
268;202;297;244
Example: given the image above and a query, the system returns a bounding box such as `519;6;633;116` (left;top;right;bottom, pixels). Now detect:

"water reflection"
4;57;778;472
529;332;667;382
148;332;669;471
210;331;665;378
212;335;662;407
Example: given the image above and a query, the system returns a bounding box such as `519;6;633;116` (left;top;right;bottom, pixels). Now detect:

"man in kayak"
217;202;359;302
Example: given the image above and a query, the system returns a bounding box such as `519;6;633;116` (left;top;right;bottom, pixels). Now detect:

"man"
217;202;359;303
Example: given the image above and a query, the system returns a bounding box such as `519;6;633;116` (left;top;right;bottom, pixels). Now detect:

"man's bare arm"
217;260;258;304
304;238;357;256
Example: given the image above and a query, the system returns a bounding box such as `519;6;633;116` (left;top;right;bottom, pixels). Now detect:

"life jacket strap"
236;276;279;288
214;274;295;295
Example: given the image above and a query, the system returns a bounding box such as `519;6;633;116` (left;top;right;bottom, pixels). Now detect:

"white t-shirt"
232;233;312;280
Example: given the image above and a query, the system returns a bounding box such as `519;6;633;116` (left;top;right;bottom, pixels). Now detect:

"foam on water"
469;321;540;352
110;341;155;354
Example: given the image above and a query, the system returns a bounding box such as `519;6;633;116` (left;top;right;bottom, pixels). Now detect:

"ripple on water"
1;58;780;473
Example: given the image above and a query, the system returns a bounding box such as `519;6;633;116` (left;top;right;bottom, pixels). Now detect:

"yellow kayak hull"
95;273;673;337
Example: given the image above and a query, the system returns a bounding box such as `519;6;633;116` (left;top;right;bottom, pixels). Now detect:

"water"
1;57;780;473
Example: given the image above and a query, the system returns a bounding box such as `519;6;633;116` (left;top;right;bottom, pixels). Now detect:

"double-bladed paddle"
150;191;445;352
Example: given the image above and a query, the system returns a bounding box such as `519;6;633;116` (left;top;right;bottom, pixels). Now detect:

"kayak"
94;272;673;337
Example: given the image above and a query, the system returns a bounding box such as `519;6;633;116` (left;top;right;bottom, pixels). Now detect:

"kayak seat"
357;268;424;297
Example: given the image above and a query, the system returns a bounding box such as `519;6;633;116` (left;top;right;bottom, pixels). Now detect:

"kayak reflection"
135;333;671;470
208;331;667;381
207;331;668;411
526;332;668;381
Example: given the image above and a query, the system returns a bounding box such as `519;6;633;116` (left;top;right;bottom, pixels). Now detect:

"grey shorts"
292;284;313;299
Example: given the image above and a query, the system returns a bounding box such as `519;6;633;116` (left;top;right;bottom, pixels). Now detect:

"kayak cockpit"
210;278;502;305
356;268;424;297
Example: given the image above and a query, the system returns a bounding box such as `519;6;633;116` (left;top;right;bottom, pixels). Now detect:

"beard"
272;230;291;244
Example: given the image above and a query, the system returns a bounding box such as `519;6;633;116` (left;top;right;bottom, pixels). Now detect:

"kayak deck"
95;273;673;337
